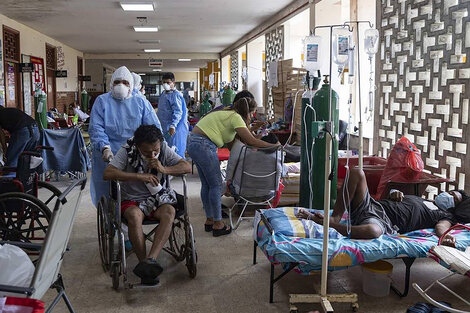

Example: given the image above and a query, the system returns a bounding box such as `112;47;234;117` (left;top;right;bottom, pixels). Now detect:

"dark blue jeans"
5;125;40;167
187;133;222;221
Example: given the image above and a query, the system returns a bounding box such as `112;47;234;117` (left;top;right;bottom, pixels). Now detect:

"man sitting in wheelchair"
104;124;191;284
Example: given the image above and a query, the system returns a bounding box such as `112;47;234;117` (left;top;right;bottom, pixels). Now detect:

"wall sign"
56;46;65;69
55;70;68;77
30;56;45;92
149;58;163;67
19;63;34;72
80;75;91;81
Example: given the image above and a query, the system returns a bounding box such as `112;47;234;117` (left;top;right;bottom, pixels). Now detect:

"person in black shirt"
297;168;467;247
0;106;40;167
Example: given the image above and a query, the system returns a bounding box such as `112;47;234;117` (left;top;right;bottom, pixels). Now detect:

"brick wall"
56;92;76;113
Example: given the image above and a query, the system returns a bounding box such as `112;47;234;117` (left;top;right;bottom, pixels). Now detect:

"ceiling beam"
220;0;321;57
83;53;220;60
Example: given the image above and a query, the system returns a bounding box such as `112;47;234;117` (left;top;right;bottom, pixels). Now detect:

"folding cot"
253;207;470;303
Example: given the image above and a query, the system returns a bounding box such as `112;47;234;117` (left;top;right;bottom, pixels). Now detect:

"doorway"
3;25;21;109
45;43;56;110
77;56;83;104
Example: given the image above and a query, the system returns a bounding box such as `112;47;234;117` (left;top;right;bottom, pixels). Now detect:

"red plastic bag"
267;180;284;208
0;297;45;313
376;137;424;198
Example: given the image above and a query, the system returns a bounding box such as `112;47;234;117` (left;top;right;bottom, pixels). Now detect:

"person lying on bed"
296;168;469;247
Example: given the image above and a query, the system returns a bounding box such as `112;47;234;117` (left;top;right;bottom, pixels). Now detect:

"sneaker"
133;258;163;279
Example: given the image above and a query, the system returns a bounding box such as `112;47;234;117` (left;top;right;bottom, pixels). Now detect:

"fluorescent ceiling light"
152;69;162;72
134;26;159;32
144;49;161;52
138;39;160;44
121;3;154;11
137;73;146;75
178;59;191;62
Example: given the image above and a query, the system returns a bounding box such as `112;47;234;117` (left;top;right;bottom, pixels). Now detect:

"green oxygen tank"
199;93;211;117
34;88;48;129
81;88;89;113
222;87;235;105
299;76;321;208
311;76;339;210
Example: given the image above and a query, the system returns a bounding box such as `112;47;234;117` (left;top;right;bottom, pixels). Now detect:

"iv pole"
344;20;374;170
289;24;359;313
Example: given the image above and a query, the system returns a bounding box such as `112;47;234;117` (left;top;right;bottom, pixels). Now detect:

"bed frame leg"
270;264;275;303
391;257;415;298
253;241;257;265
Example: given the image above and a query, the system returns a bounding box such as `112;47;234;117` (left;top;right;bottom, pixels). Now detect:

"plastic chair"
0;176;87;313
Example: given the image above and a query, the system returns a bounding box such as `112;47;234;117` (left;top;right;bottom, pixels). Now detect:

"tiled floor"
40;173;470;313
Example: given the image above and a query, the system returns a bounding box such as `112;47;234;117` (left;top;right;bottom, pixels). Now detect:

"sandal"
212;224;232;237
204;224;213;232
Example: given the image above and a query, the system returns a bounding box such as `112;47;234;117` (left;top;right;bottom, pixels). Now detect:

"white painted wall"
0;13;84;93
221;55;230;86
237;46;246;91
247;36;265;107
282;8;310;68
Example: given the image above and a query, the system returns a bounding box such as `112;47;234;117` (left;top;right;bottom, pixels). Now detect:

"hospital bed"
253;207;470;304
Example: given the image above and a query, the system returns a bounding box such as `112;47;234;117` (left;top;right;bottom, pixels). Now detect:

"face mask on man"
435;192;455;210
140;89;145;95
162;83;172;91
112;83;129;100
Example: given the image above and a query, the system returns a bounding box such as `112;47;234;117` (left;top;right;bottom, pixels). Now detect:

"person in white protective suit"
132;72;146;99
89;66;162;207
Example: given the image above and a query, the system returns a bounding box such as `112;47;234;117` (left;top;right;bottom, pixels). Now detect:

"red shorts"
121;200;139;215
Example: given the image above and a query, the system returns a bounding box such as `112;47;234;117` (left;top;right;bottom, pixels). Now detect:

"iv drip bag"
303;35;322;72
364;28;380;56
332;28;350;67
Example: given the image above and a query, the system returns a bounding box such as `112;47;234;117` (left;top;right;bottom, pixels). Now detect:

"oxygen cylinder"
34;88;47;129
299;76;321;208
81;89;89;113
199;93;212;117
222;87;235;105
311;76;339;210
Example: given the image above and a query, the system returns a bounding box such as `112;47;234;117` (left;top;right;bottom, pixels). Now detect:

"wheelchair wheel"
165;217;187;262
37;181;62;209
185;223;197;278
97;197;110;272
0;192;51;261
109;226;122;290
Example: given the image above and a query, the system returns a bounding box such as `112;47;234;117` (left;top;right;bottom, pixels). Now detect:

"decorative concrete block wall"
374;0;470;193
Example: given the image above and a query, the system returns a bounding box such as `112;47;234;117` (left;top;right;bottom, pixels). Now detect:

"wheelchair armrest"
0;240;42;251
0;284;35;296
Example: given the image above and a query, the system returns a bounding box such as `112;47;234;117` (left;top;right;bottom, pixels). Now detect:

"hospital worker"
89;66;162;206
157;72;189;158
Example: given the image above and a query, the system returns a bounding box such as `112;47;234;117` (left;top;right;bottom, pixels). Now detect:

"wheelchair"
0;147;63;260
97;175;197;290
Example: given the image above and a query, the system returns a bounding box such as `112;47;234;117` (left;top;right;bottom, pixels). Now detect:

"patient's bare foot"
296;208;313;220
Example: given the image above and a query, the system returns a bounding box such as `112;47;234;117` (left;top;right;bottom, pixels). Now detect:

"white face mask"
112;83;130;100
140;89;145;95
162;83;171;91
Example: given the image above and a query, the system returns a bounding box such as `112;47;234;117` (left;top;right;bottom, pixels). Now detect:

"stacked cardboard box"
271;59;307;144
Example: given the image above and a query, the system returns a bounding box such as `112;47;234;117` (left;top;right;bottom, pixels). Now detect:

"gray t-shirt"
109;141;181;202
